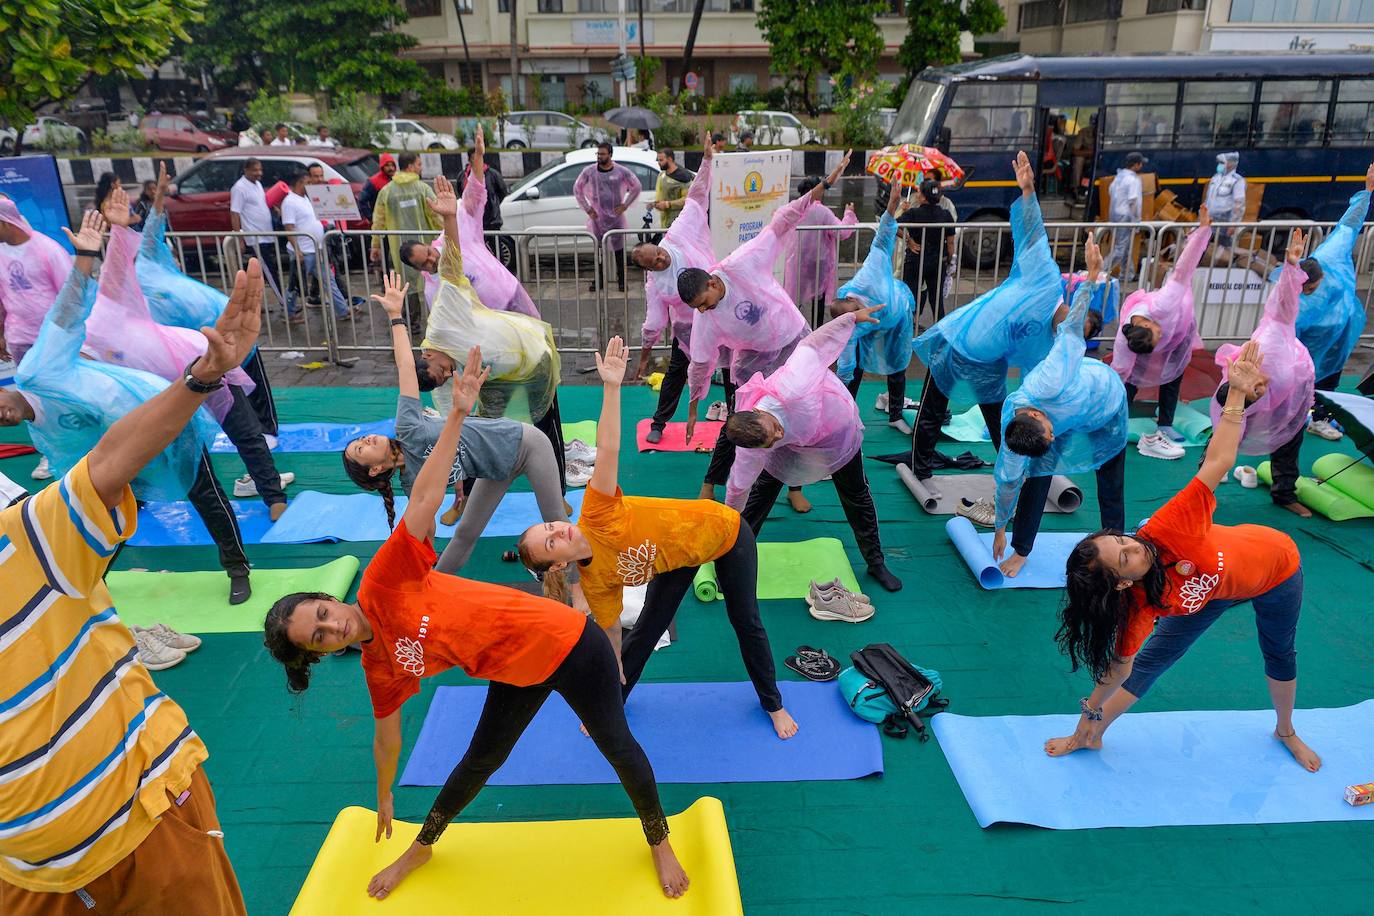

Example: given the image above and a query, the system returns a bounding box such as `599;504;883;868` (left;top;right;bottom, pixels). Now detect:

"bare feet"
440;499;464;526
367;840;432;900
769;707;799;739
787;489;812;513
1276;730;1322;772
698;483;716;501
650;838;690;898
999;552;1028;577
269;502;287;522
1044;729;1102;757
1280;501;1313;518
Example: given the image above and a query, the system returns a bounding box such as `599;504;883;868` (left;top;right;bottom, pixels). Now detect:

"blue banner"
0;155;72;252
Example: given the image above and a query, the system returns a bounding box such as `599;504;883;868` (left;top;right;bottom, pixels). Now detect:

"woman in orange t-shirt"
263;349;689;901
517;337;798;740
1047;340;1321;773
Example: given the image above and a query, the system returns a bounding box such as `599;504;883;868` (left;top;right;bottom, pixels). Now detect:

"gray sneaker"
142;623;202;653
956;497;996;527
810;578;871;605
133;628;187;671
806;588;875;623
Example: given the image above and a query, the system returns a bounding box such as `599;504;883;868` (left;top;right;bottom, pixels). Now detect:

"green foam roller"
1257;460;1374;521
1311;453;1374;512
693;562;719;602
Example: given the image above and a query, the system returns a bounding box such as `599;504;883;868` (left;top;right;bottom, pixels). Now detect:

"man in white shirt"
280;169;356;322
229;158;285;305
308;125;338;148
269;123;295;146
1104;150;1146;282
1205;151;1246;251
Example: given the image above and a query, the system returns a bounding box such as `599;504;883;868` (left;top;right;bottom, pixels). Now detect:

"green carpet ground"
6;382;1374;914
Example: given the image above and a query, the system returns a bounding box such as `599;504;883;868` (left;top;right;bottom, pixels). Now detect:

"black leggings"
417;618;668;847
619;523;783;713
1124;375;1182;428
846;370;907;422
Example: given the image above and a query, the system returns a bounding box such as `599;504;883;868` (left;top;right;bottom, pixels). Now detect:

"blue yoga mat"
933;700;1374;829
209;419;394;454
945;516;1082;589
399;681;884;786
128;500;275;548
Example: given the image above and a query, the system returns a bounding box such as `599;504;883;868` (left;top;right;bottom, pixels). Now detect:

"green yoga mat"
692;538;862;602
562;420;597;446
903;405;991;443
1127;404;1213;446
1257;459;1374;521
106;557;361;633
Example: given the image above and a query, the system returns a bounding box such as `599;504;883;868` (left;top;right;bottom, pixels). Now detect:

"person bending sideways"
1049;339;1320;773
517;338;799;740
264;348;689;901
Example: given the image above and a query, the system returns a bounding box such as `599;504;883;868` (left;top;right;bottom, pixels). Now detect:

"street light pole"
617;0;630;105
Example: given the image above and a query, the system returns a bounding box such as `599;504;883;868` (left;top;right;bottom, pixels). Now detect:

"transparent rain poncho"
836;211;914;381
1291;189;1371;381
687;192;812;403
0;198;72;354
914;193;1064;404
136;208;227;330
725;312;866;508
783;199;857;307
641;155;715;351
573;161;642;250
993;279;1129;529
1214;260;1313;455
1111;222;1211;388
16;268;213;500
421;173;539;318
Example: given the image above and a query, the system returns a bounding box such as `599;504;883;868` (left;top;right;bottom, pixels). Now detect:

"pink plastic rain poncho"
16;265;213;500
87;224;251;422
573;161;642;251
420;176;540;318
641;154;715;351
993;278;1129;529
687;192;813;403
836;210;914;381
914;193;1064;404
0;198;72;358
783;199;857;307
1213;260;1313;455
1293;189;1371;381
725;312;866;508
1112;221;1211;388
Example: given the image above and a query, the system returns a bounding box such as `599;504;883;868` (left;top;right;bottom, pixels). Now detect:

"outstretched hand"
102;185;134;227
1365;161;1374;194
429;175;458;218
702;129;714;160
452;345;490;417
370;270;410;319
197;259;264;379
853;303;886;325
1227;339;1267;400
1012;150;1035;195
61;209;107;253
153;160;170;213
596;336;629;387
1198;203;1211;228
1286;227;1305;265
1084;232;1104;280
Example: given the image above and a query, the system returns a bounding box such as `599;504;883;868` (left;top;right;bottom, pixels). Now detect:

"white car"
499;111;606;150
378;118;460;151
0;125;16;153
729;110;819;147
499;147;659;249
22;116;87;150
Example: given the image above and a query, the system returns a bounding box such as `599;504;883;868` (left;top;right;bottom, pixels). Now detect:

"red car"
142;112;231;152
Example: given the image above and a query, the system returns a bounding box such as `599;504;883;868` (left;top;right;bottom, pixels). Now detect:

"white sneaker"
133;628;186;671
564;439;597;463
1156;425;1186;444
874;392;889;413
805;589;875;623
1307;418;1343;441
564;459;593;488
422;406;442;418
706;401;727;421
31;457;51;480
233;471;296;498
1137;432;1185;460
140;622;202;653
1233;465;1258;488
956;497;996;527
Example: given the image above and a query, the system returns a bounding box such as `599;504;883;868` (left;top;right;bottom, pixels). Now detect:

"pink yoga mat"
635;418;723;452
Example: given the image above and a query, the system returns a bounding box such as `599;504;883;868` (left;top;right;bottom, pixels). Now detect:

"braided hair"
342;439;400;529
1058;528;1169;681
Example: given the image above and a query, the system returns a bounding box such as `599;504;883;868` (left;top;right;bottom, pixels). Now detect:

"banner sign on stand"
708;150;793;272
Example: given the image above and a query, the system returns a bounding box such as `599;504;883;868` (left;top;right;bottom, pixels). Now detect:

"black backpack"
849;643;949;741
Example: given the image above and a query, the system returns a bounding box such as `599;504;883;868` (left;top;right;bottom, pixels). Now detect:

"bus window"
1257;80;1333;146
1331;79;1374;147
1102;82;1178;149
945;82;1034;153
891;79;946;146
1178;80;1255;148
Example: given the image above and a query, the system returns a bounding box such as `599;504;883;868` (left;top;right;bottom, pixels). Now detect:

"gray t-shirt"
395;395;523;494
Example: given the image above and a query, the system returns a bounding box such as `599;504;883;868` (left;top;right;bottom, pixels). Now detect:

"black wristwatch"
73;248;102;258
390;317;408;328
182;359;224;394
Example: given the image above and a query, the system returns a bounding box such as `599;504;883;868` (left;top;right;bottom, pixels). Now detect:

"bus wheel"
960;213;1010;271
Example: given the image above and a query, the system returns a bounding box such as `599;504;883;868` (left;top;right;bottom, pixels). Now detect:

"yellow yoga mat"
290;797;743;915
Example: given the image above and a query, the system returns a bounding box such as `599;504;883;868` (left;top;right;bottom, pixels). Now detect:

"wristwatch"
390;317;408;328
182;359;224;394
73;248;102;258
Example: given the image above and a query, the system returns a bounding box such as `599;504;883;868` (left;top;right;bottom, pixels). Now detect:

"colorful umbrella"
866;145;964;189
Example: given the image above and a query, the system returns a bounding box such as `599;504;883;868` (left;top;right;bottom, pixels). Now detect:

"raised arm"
1022;236;1101;403
686;131;714;209
462;125;487;219
99;186;150;313
18;212;106;384
139;162;174;261
588;336;627;494
1316;172;1373;262
1266;229;1307;328
1010;153;1051;273
1170;205;1214;284
402;346;488;540
1199;340;1265;490
427;175;464;285
373;271;417;397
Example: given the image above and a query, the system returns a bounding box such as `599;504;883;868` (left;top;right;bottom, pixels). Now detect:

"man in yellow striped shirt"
0;243;264;915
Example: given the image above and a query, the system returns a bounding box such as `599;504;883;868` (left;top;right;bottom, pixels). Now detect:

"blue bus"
890;52;1374;265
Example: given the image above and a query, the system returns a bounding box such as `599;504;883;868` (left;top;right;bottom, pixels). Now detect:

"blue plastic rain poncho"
1291;189;1371;381
725;312;866;508
1214;260;1313;455
136;208;227;330
15;267;214;500
914;193;1064;404
641;155;715;351
836;211;914;381
993;278;1129;529
1112;222;1211;388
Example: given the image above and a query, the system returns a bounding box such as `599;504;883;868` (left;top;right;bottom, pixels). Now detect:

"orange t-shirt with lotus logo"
1118;477;1300;657
577;484;741;628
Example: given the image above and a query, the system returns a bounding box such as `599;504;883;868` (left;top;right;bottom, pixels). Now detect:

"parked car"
729;110;819;147
0;124;16;154
142;112;231;152
193;116;240;145
499;111;607;150
378;118;461;151
22;116;87;151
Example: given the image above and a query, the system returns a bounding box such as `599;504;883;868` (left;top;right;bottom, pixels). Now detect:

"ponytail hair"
343;442;398;529
1058;529;1168;681
516;529;571;605
262;591;333;693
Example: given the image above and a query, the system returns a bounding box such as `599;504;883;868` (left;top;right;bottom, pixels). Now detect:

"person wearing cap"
1205;152;1246;252
1104;152;1146;282
734;130;755;152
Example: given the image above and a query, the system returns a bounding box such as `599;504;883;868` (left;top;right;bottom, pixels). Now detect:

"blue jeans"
289;251;350;318
1122;566;1302;699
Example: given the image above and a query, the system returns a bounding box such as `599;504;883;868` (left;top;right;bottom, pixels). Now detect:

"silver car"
499;111;606;150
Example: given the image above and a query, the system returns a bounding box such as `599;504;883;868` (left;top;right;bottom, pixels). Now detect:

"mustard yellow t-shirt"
577;484;740;627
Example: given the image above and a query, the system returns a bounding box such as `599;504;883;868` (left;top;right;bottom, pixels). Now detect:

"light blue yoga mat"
399;681;884;786
903;405;991;443
933;700;1374;829
209;419;395;454
945;516;1082;589
128;500;275;548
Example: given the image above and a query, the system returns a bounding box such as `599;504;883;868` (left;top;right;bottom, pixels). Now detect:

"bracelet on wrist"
390;317;408;328
1079;697;1104;721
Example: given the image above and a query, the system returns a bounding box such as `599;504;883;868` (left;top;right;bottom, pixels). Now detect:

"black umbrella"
603;106;661;130
1311;391;1374;488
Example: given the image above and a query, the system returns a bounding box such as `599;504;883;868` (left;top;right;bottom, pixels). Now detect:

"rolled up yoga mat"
691;537;861;602
1257;457;1374;521
209;419;394;454
290;797;744;915
635;417;723;452
903;405;991;443
1126;403;1213;446
945;516;1084;589
896;467;1082;516
932;700;1374;829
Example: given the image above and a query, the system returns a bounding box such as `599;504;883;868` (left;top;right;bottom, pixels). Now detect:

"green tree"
756;0;886;116
0;0;203;135
897;0;1005;94
179;0;275;95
